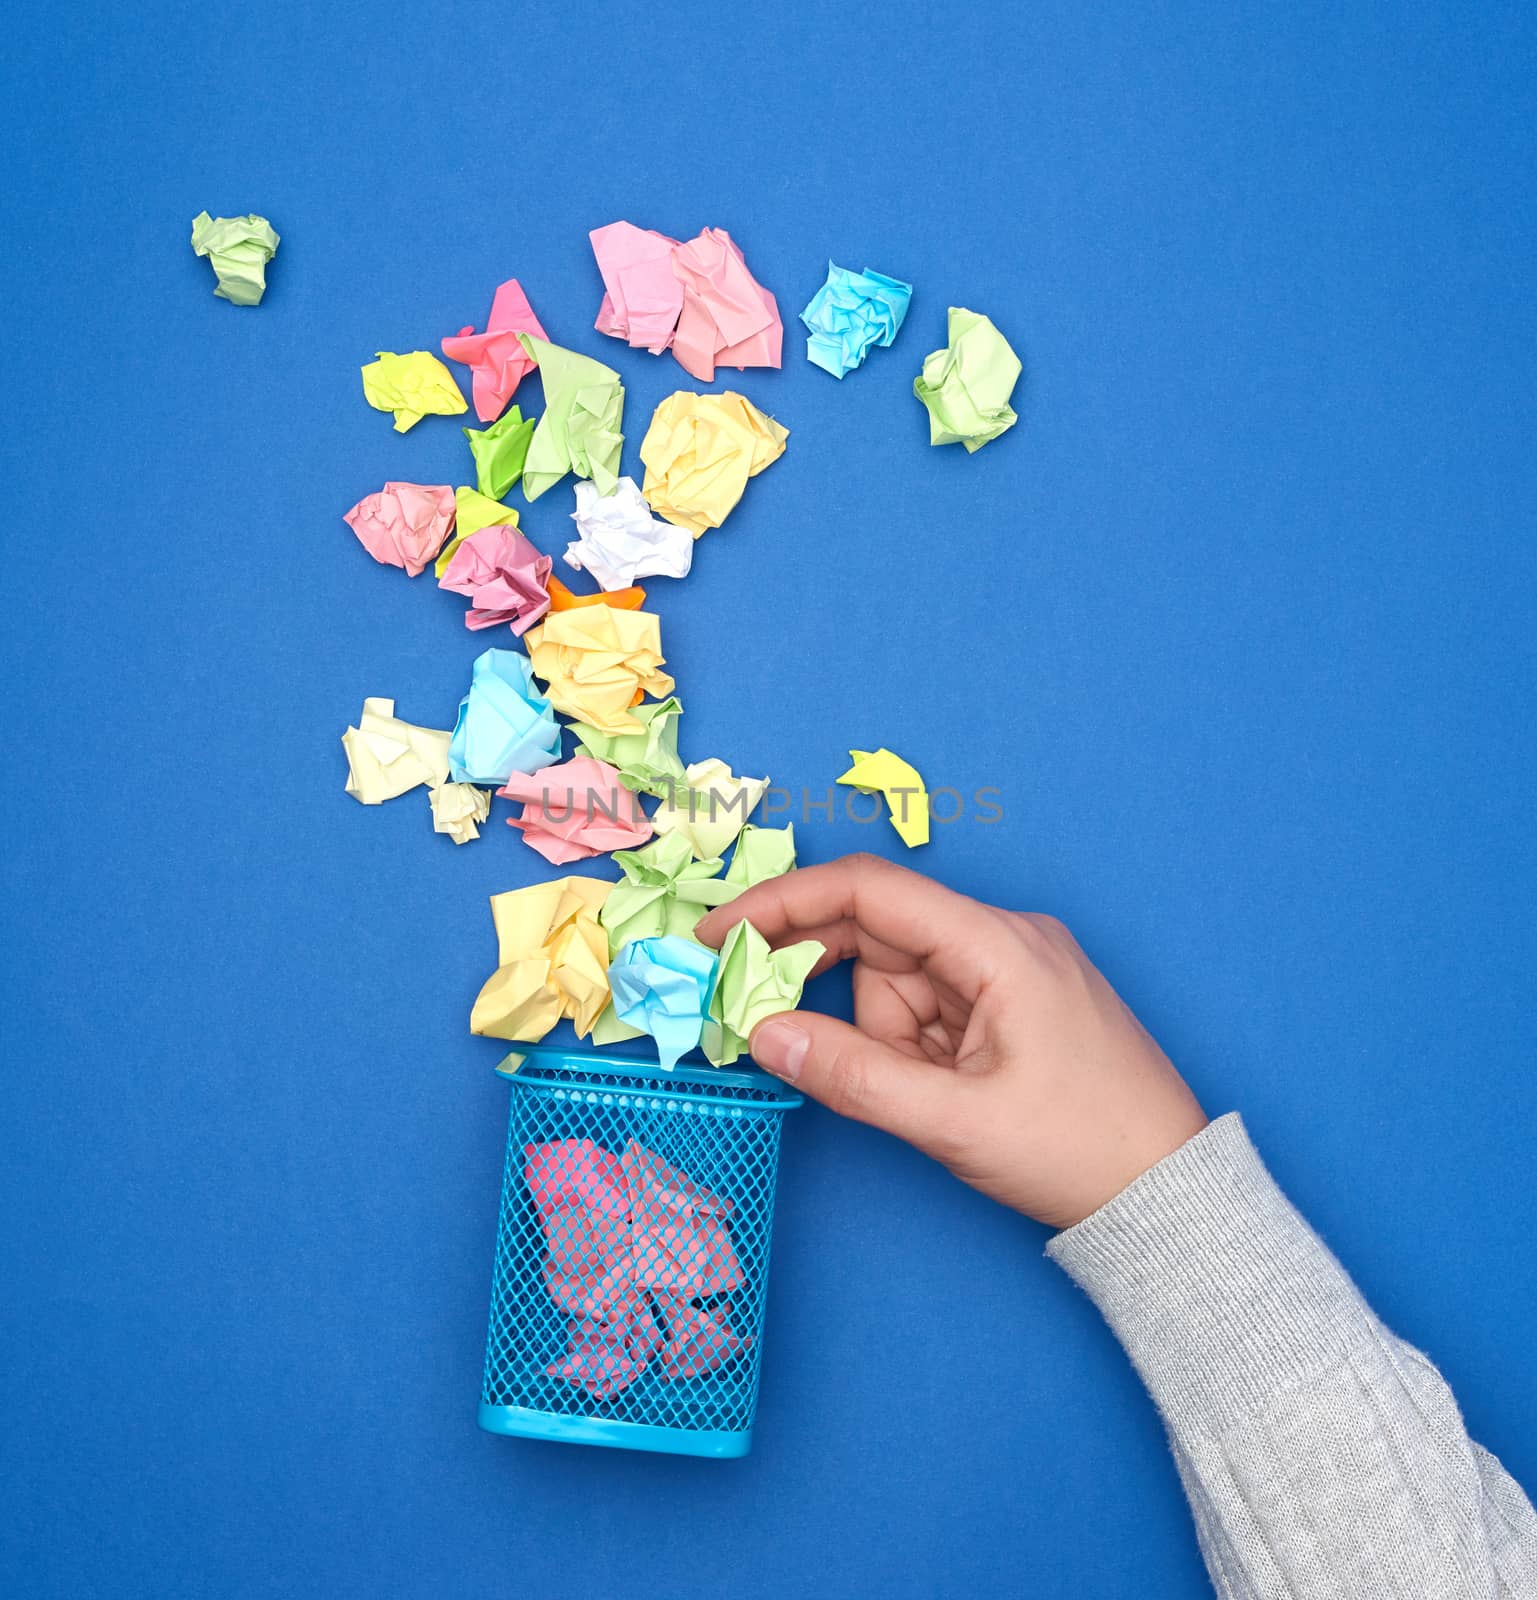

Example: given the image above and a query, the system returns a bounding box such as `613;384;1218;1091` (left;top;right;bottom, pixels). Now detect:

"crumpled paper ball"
566;477;693;590
912;307;1020;452
800;261;912;378
189;212;279;305
608;935;719;1069
703;919;824;1066
360;350;467;432
639;391;788;536
497;755;653;866
437;525;552;635
470;878;614;1042
440;278;547;422
428;781;491;844
524;607;674;735
448;648;562;786
343;482;456;577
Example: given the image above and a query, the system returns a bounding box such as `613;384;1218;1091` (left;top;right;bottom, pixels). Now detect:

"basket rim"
494;1044;803;1109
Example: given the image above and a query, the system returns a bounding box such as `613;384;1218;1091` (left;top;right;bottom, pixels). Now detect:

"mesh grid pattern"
481;1065;790;1438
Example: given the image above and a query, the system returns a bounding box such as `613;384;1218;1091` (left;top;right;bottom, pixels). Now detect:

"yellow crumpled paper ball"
361;350;467;433
470;877;613;1042
429;781;492;845
639;390;788;536
651;757;769;860
523;607;675;735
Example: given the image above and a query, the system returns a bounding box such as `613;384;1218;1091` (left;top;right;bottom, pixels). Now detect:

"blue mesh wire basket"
478;1044;802;1458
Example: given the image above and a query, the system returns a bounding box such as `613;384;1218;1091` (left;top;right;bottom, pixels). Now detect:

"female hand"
694;854;1207;1230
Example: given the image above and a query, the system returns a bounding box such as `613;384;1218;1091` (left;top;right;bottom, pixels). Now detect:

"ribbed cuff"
1046;1113;1378;1438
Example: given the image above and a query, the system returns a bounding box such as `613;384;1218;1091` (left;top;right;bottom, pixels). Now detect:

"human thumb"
750;1012;958;1150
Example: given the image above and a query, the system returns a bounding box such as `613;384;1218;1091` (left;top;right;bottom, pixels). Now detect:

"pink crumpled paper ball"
342;482;456;578
526;1138;751;1398
588;221;782;383
440;278;548;423
437;525;552;635
497;755;653;865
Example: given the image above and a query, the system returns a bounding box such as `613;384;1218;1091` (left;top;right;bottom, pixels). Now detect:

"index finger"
694;853;1006;1002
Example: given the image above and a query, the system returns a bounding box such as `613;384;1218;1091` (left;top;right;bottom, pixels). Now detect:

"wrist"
1054;1101;1210;1229
1046;1113;1375;1436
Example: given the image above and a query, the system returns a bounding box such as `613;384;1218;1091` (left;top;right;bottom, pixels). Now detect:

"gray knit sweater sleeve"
1046;1113;1537;1598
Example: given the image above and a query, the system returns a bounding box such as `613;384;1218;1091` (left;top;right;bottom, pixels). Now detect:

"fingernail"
751;1019;810;1083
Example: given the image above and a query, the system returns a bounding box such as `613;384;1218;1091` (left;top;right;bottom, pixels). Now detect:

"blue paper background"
4;2;1535;1595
